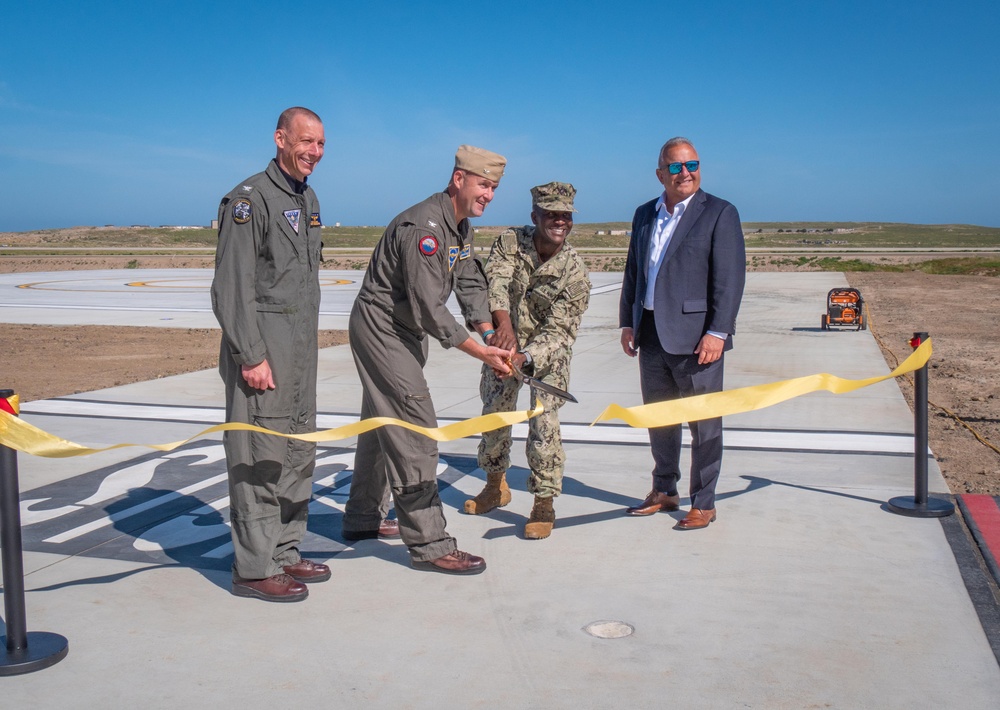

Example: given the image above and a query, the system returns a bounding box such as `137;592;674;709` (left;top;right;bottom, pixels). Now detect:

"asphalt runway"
2;269;998;706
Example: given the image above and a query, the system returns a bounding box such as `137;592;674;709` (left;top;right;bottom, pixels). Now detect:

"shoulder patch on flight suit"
566;281;589;300
448;245;460;270
427;219;438;228
232;199;252;224
241;185;254;193
284;209;301;234
419;235;439;256
310;212;321;227
459;244;471;259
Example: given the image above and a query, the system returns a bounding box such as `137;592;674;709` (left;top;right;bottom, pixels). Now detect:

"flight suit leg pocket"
397;387;438;483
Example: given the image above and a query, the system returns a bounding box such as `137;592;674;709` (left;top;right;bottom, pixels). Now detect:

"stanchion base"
0;632;69;676
887;496;955;518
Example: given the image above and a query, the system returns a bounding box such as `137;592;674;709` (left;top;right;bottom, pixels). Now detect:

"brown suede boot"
464;471;512;514
524;495;555;539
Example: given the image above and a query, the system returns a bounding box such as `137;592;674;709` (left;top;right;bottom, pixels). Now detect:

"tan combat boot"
464;471;512;514
524;495;555;539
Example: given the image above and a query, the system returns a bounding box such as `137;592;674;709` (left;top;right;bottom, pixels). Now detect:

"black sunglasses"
663;161;699;175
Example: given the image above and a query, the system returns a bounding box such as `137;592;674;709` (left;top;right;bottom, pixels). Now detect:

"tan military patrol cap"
454;145;506;183
531;181;577;212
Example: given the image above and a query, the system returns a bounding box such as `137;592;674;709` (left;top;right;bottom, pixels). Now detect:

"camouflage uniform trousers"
477;358;571;498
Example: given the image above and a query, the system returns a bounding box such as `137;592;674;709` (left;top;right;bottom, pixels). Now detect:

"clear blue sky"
2;1;998;231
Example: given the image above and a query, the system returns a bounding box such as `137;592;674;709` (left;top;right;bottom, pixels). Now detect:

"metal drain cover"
583;620;634;639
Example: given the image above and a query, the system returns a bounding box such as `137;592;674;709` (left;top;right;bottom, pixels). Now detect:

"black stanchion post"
1;389;69;675
887;335;955;518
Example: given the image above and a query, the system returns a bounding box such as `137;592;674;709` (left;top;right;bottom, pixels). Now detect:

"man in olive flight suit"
466;182;591;539
212;107;330;602
343;145;514;575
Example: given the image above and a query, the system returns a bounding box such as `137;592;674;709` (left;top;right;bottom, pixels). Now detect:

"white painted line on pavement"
21;399;918;455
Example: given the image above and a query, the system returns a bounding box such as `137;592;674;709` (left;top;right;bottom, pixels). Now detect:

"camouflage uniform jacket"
356;191;491;348
486;226;591;374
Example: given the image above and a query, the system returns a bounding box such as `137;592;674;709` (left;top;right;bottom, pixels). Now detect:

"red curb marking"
961;495;1000;564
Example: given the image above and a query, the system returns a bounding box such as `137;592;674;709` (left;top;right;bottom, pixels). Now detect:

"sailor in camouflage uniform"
467;182;591;539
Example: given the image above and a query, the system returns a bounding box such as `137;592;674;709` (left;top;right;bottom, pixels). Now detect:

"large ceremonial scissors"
508;361;578;404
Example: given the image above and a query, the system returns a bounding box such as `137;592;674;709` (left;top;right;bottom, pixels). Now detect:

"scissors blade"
511;363;578;404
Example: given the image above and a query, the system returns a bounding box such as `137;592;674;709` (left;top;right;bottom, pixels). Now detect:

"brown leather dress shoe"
283;559;332;583
411;549;486;575
674;508;717;530
343;518;401;541
378;518;400;538
231;573;308;602
626;491;681;516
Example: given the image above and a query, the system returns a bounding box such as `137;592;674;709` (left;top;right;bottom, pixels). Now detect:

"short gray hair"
658;137;695;168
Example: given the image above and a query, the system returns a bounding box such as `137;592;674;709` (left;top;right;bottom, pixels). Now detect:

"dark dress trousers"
619;189;746;509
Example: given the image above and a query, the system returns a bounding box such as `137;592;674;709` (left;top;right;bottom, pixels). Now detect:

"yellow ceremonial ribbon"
593;338;931;428
1;339;931;458
0;401;544;459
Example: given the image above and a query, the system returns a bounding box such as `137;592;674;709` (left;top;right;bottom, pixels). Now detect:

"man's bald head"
276;107;322;132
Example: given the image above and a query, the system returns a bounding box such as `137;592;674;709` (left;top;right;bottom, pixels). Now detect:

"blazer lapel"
637;203;655;264
660;190;705;266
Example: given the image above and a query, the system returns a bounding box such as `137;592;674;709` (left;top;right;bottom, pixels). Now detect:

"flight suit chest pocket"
258;216;304;289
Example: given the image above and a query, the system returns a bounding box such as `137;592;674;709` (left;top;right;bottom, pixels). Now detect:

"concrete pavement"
2;270;999;707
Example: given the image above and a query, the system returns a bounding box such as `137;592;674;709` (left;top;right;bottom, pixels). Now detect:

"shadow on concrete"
447;462;777;539
739;474;888;506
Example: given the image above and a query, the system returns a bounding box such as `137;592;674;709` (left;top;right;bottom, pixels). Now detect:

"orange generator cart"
821;287;866;330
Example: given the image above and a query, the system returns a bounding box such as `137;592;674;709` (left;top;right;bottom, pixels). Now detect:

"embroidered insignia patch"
232;199;252;224
448;245;459;270
241;185;254;193
419;235;438;256
284;209;301;234
310;212;321;228
427;220;438;228
459;244;471;260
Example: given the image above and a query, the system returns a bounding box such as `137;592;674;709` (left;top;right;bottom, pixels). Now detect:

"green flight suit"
345;191;491;562
211;159;322;580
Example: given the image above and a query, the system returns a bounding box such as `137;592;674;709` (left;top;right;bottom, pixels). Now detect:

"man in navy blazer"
619;137;746;530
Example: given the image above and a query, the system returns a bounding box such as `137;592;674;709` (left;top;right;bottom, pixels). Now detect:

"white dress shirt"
644;191;694;307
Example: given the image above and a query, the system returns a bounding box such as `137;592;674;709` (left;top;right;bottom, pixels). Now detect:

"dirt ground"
1;255;997;496
846;272;1000;495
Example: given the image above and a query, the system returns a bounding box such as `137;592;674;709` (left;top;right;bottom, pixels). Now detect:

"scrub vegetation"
2;222;999;278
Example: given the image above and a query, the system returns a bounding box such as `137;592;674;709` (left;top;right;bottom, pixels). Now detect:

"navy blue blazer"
619;189;746;355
